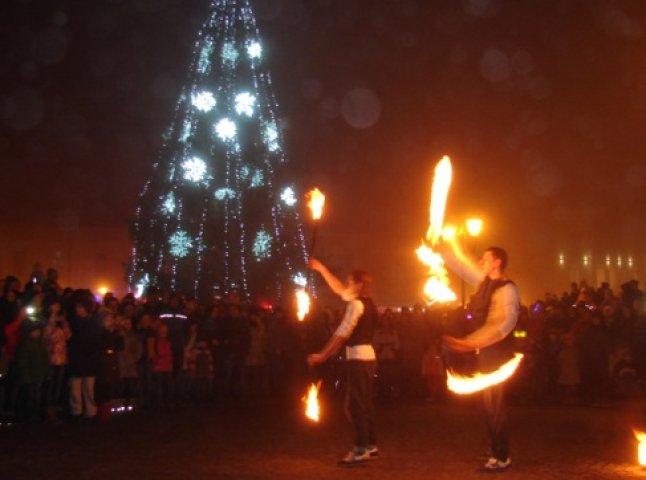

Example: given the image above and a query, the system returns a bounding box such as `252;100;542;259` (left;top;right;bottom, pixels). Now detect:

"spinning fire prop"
447;353;524;395
416;156;457;305
303;381;322;422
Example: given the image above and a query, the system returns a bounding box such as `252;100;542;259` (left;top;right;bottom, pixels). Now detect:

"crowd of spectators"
0;264;644;424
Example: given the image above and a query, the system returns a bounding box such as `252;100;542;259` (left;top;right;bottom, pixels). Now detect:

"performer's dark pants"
344;360;377;450
482;383;509;461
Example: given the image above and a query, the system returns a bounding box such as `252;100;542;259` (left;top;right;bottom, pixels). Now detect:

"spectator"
151;323;174;409
118;316;143;409
16;322;49;422
43;300;71;421
68;291;102;420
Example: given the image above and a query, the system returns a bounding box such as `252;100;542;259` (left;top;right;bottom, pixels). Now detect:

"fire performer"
307;257;378;467
442;246;520;472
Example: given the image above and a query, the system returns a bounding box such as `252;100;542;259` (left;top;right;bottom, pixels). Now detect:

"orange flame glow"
416;243;457;304
307;188;326;221
634;430;646;466
303;381;321;422
447;353;524;395
426;156;453;244
417;156;457;304
296;289;311;321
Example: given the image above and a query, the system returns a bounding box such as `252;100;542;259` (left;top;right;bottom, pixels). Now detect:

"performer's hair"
486;246;508;270
350;270;372;296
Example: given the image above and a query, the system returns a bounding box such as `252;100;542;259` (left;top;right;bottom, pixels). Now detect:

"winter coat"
44;316;71;366
16;337;49;385
118;331;143;378
67;313;103;377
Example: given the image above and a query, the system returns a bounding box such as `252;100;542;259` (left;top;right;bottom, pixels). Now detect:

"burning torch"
295;188;326;322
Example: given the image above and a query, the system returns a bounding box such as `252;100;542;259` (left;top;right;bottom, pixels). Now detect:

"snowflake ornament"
247;41;262;59
235;92;256;117
215;118;237;141
222;42;239;64
280;187;297;207
252;230;272;261
182;156;208;183
191;91;216;112
169;230;193;258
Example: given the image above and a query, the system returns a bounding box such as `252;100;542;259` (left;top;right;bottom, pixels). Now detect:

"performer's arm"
309;258;346;297
308;299;364;365
439;239;483;287
443;284;519;351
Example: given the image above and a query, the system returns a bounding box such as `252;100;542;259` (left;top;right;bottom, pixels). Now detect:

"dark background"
1;0;645;303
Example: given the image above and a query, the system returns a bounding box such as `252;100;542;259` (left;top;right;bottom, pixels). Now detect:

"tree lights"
128;0;308;300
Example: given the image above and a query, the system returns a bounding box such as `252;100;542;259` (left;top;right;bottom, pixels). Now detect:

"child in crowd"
118;317;143;408
43;300;71;421
151;323;174;409
96;311;123;420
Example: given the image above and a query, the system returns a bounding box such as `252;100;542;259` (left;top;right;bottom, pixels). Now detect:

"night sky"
2;0;646;303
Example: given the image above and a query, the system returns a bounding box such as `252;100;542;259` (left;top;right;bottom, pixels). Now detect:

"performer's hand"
307;353;325;366
442;334;474;352
308;258;325;273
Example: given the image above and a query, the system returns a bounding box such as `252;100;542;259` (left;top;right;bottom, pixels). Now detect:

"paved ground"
2;394;646;479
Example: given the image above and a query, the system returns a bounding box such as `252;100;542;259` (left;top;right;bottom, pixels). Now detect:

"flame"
416;243;456;304
296;289;311;321
634;430;646;466
307;188;326;221
303;381;321;422
447;353;524;395
417;156;457;304
426;156;453;244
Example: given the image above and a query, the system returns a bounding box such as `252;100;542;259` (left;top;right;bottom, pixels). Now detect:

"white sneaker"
337;449;371;467
481;457;511;472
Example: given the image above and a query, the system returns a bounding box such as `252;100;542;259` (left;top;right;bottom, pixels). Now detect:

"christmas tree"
129;0;308;302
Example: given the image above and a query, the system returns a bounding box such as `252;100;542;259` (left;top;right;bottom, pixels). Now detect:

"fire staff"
442;246;520;472
307;258;378;467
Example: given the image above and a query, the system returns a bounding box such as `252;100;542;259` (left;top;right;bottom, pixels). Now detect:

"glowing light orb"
235;92;256;117
247;41;262;59
191;91;216;112
182;157;208;183
214;188;236;200
280;187;297;207
253;230;272;261
169;230;193;258
215;118;237;141
221;42;239;64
